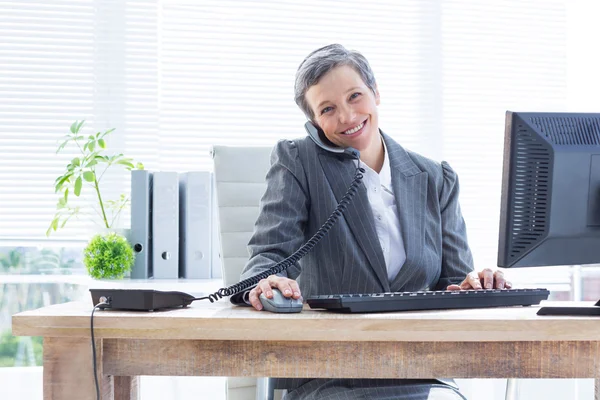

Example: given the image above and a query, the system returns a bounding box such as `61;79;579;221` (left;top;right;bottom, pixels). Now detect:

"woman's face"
305;65;380;152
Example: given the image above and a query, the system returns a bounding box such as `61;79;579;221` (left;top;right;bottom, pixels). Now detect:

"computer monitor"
497;111;600;315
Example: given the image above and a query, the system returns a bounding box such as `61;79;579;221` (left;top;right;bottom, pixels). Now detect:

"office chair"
212;145;281;400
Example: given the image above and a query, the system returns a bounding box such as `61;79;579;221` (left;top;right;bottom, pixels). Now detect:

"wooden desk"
12;300;600;400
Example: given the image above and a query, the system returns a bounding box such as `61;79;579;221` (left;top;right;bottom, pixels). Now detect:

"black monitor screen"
498;111;600;268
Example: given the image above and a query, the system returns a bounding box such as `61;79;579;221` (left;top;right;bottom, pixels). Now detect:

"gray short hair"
294;44;377;120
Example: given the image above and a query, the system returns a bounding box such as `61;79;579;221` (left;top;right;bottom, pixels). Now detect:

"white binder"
130;170;153;279
179;171;212;279
152;171;179;279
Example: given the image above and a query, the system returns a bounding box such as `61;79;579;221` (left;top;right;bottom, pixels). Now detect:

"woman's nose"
338;106;355;125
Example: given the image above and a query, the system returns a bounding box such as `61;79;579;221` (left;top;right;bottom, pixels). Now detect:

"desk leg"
43;337;113;400
114;376;139;400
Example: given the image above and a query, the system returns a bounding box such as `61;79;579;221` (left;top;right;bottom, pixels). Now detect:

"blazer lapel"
318;152;390;292
382;134;428;291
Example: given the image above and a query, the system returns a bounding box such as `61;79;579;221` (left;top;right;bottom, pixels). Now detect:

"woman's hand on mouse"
248;275;302;311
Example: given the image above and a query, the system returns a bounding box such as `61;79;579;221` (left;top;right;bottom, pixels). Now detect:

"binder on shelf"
130;170;153;279
152;171;179;279
179;171;212;279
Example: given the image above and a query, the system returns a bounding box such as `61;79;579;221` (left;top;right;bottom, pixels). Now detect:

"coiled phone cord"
198;162;365;303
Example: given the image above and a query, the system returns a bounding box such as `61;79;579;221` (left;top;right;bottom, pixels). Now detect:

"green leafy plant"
47;120;144;236
83;232;134;279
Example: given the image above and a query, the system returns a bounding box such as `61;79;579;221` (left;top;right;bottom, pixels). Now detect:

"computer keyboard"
306;288;549;313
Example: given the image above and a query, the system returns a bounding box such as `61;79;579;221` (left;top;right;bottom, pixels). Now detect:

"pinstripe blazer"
240;132;474;295
238;132;474;397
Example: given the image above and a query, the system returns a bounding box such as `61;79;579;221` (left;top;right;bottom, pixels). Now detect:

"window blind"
0;1;99;240
1;0;598;288
0;0;430;240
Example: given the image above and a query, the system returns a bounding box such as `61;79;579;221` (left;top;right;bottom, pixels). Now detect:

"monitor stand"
537;299;600;316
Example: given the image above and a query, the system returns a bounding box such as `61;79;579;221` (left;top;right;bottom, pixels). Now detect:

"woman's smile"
340;119;367;136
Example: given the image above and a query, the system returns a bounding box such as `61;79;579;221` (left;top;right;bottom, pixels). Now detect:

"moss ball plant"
83;232;135;279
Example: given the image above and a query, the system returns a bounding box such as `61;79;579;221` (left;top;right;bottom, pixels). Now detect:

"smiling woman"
241;44;477;400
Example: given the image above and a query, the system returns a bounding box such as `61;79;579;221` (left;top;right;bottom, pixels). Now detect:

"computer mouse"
259;288;303;313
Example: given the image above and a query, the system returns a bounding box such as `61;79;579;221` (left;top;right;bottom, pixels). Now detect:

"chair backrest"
211;145;273;286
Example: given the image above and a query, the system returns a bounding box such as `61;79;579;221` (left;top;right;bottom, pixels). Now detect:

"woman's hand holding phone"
248;275;302;311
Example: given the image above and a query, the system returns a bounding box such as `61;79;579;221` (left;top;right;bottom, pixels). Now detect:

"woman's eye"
350;92;361;100
321;106;333;115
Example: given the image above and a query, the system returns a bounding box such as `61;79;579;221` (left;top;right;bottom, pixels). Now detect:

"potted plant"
83;232;135;279
47;120;144;279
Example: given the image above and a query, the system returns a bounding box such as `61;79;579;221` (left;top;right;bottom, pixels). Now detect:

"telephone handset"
304;121;360;159
199;122;365;304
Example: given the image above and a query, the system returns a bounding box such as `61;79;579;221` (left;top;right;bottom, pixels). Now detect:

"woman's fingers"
249;277;275;311
480;268;495;289
288;279;302;299
259;277;276;298
494;270;506;289
449;270;513;291
249;275;303;311
248;286;263;310
461;272;482;289
269;275;293;297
